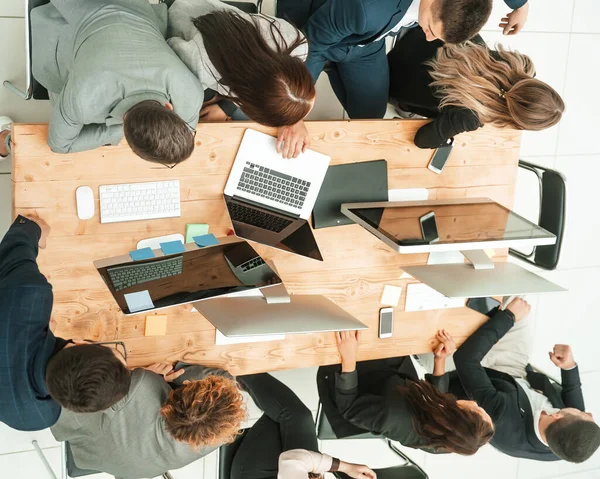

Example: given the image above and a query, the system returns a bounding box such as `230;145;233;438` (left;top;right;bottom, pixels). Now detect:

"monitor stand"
460;250;495;270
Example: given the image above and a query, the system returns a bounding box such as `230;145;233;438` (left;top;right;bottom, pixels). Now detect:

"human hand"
549;344;576;370
433;329;456;360
336;330;360;373
276;121;310;159
500;2;529;35
199;103;230;122
144;363;185;382
338;461;377;479
506;297;530;322
25;214;50;249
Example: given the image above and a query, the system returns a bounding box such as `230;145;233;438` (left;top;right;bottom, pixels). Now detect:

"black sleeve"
0;216;47;289
560;366;585;411
453;310;516;421
217;99;240;119
504;0;528;9
414;107;481;149
425;373;449;393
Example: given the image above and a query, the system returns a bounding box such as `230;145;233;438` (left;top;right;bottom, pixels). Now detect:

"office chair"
3;0;50;100
217;430;248;479
509;160;567;270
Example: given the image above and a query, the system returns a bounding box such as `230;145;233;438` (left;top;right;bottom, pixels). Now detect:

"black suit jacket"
452;309;585;461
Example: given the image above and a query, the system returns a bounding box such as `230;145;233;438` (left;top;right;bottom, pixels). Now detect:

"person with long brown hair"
167;0;315;158
331;330;494;455
388;26;565;149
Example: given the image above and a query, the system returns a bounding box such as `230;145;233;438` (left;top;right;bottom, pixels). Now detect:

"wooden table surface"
11;120;521;374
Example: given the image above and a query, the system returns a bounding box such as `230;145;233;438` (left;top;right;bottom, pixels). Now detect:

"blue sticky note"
160;240;186;255
130;247;155;261
193;233;219;248
124;290;154;313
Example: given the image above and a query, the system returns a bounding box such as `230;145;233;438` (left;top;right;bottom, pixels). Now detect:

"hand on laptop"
277;121;310;159
336;330;360;373
144;362;185;382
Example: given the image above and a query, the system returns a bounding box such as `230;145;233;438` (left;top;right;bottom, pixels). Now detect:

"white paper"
404;283;465;312
380;285;402;307
427;251;465;265
388;188;429;202
215;329;285;345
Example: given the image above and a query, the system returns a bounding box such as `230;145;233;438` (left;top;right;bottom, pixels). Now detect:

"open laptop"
94;237;282;315
224;129;331;261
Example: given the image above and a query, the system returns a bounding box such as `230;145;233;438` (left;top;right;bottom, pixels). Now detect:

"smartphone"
427;142;454;174
466;297;501;317
379;307;394;339
420;212;439;244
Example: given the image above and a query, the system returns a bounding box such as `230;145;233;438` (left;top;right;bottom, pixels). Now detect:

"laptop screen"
96;241;281;314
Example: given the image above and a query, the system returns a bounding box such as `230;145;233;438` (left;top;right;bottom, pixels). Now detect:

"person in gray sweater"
51;363;247;479
31;0;203;165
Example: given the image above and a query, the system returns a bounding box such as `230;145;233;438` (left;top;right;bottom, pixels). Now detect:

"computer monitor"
94;237;282;315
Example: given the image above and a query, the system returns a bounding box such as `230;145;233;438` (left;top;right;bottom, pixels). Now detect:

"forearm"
560;366;585;410
49;123;123;154
433;358;446;376
0;216;43;283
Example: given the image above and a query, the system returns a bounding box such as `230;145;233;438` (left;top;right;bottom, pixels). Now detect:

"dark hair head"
160;375;246;448
46;344;131;412
435;0;493;43
401;381;494;455
123;100;195;166
194;11;315;127
546;413;600;463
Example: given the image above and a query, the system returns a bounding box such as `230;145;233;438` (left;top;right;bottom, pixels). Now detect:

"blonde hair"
428;42;564;131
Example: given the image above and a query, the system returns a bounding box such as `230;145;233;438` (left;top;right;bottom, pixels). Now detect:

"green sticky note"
186;223;209;243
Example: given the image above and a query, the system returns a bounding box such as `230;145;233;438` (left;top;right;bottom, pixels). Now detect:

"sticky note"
130;247;155;261
160;240;186;255
381;285;403;307
193;233;219;248
485;249;496;258
186;223;209;243
124;290;154;313
145;315;168;336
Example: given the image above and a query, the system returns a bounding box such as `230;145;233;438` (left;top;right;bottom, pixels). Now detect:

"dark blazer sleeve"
560;366;585;411
304;0;367;80
504;0;528;10
413;107;481;149
425;373;449;393
453;310;516;420
0;216;47;290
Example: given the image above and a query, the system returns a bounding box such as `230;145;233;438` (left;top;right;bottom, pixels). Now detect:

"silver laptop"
193;294;368;337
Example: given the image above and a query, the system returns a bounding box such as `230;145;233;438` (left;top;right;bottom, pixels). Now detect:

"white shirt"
278;450;333;479
515;378;559;446
372;0;420;43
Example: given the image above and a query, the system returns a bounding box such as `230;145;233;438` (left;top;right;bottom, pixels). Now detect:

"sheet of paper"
190;289;264;313
400;271;414;279
160;240;186;255
215;329;285;345
124;290;155;313
404;283;465;312
186;224;209;243
193;233;219;248
130;247;155;261
427;251;465;265
380;285;402;307
145;315;167;336
388;188;429;202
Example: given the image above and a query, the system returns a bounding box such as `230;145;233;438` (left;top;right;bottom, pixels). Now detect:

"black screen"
466;297;501;317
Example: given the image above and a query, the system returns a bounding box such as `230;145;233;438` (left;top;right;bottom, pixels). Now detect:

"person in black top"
388;26;565;148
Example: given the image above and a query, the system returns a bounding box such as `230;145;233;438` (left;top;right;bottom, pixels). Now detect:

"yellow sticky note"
485;249;496;258
145;315;168;336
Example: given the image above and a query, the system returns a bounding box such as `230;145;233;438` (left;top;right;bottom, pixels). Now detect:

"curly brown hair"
160;375;246;448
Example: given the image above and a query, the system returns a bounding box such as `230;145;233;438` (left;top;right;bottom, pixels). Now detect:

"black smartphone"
466;297;501;317
419;211;439;243
428;143;454;174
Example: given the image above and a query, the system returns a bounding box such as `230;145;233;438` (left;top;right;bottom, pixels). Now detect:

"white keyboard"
99;180;181;224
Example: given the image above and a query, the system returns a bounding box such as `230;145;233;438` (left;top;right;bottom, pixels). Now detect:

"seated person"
388;26;564;148
452;298;600;462
0;215;131;431
330;330;494;454
232;372;376;479
51;363;246;478
167;0;315;159
31;0;203;164
278;0;529;121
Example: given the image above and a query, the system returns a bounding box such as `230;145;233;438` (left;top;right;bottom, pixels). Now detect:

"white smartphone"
379;307;394;339
427;142;454;174
419;211;440;244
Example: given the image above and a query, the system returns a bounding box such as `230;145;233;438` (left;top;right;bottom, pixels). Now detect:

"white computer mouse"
76;186;95;220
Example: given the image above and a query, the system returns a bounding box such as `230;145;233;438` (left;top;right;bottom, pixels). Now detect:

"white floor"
1;0;600;478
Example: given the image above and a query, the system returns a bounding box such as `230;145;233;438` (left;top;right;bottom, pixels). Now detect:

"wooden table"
11;120;520;374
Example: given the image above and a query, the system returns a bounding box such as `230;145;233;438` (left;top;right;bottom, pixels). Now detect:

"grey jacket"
31;0;203;154
51;366;233;479
167;0;308;96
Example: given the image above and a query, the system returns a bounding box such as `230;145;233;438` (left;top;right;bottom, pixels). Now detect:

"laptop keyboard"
227;201;293;233
238;162;310;210
239;256;266;272
107;256;184;292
